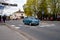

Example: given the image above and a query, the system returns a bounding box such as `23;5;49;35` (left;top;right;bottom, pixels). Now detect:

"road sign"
0;2;17;6
0;5;4;9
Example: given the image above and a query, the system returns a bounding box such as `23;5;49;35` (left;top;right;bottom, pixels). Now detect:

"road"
6;20;60;40
0;24;26;40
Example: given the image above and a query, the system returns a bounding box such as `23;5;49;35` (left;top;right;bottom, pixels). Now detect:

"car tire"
37;23;39;25
24;23;27;25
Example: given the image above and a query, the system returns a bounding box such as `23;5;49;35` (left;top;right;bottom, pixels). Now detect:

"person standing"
2;15;6;23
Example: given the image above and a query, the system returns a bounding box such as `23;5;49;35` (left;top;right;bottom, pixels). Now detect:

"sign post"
42;10;44;20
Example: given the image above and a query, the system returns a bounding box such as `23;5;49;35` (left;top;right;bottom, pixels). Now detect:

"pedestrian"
0;15;2;22
2;15;6;23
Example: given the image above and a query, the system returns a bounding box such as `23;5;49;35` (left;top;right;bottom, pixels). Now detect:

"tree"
23;0;44;17
23;4;32;16
23;0;35;16
50;0;60;20
37;0;48;19
23;0;60;20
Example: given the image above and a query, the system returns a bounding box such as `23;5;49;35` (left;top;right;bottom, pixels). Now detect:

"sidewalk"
0;24;27;40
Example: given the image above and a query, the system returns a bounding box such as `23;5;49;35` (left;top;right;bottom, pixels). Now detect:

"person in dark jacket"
0;15;2;22
2;15;6;23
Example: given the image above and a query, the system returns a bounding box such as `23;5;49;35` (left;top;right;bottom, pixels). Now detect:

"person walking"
0;15;2;22
2;15;6;23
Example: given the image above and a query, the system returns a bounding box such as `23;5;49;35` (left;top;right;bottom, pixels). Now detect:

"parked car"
23;17;40;25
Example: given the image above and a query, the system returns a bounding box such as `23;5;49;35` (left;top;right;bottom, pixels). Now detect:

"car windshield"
28;17;35;19
28;17;38;20
25;17;39;20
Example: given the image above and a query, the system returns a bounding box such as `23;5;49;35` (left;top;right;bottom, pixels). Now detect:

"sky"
0;0;27;16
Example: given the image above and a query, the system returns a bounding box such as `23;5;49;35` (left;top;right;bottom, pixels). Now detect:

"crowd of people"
0;15;7;23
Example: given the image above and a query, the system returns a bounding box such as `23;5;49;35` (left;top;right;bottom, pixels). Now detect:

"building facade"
10;10;26;20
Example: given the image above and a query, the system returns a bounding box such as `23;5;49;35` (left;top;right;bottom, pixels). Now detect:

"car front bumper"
31;22;39;25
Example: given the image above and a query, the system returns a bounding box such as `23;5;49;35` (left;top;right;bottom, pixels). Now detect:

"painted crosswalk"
40;24;55;27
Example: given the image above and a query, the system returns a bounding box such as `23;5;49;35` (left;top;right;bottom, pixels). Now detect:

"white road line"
11;25;21;29
11;25;15;26
19;25;23;26
40;24;55;27
15;31;29;40
15;27;21;29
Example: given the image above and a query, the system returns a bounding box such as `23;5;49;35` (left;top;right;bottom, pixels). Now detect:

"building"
10;10;26;20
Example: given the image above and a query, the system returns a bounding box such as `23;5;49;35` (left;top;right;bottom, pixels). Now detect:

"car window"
25;17;37;20
25;17;28;18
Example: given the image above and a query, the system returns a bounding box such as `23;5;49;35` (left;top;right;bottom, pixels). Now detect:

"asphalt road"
0;25;25;40
6;20;60;40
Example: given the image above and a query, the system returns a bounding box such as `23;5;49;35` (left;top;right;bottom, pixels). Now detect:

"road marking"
11;25;21;29
40;24;55;27
19;25;23;26
15;27;20;29
11;25;15;26
15;31;28;40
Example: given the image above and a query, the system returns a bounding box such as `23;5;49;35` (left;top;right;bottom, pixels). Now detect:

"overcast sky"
0;0;27;16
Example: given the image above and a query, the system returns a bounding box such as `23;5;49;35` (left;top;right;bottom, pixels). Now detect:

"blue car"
23;17;40;25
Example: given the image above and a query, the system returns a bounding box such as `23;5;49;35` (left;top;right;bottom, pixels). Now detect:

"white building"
10;10;26;20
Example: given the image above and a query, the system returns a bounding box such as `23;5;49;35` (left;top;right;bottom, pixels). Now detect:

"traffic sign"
0;2;17;6
0;5;4;9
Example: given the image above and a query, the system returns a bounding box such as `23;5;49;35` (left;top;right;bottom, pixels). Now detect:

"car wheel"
24;23;27;25
37;23;39;25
